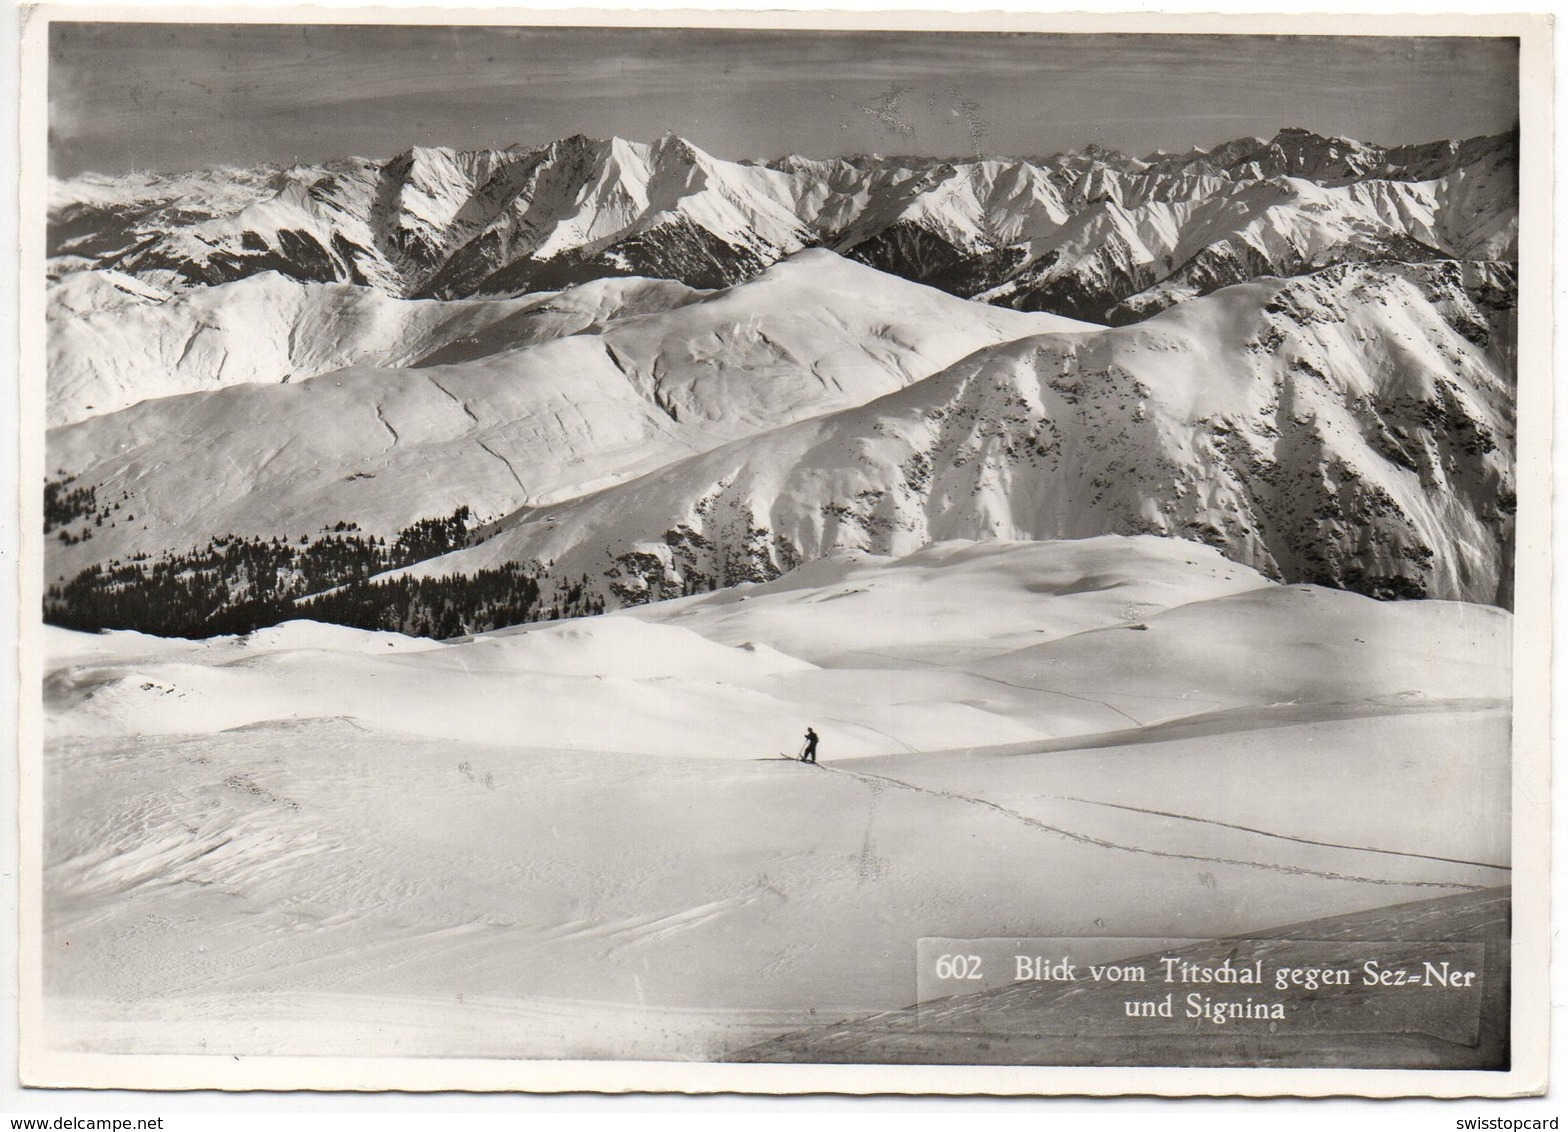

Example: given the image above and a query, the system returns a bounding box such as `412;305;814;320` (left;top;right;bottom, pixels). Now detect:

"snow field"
42;536;1510;1059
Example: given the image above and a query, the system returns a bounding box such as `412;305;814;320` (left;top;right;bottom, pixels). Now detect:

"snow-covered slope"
982;132;1518;322
43;252;1094;581
42;536;1511;1059
48;535;1509;752
46;270;705;425
50;129;1516;324
399;260;1514;608
41;130;1518;636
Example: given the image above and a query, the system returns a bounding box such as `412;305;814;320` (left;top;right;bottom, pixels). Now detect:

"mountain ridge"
42;125;1520;639
51;128;1516;324
389;258;1513;611
43;252;1094;583
43;252;1515;640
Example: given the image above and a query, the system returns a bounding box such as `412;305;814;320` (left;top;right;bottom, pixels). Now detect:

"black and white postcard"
15;7;1553;1097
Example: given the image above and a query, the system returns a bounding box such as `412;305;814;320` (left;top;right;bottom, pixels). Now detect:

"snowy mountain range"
43;129;1518;636
51;127;1516;323
401;256;1514;608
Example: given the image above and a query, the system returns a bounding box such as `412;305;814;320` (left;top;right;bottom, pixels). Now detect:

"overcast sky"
49;24;1519;177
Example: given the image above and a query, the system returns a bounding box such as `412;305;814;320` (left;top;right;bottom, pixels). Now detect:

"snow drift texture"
43;537;1511;1058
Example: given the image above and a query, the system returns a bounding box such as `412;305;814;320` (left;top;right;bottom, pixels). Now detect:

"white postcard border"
14;4;1554;1099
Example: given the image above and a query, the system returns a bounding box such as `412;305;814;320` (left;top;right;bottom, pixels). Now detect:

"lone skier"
801;726;819;763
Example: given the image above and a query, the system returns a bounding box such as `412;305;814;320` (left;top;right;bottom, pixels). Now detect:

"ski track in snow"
39;538;1510;1059
837;646;1150;727
964;671;1148;727
1001;697;1508;758
1053;794;1512;872
811;761;1490;891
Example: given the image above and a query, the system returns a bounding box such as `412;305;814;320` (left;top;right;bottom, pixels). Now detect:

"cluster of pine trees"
41;505;607;639
44;474;130;545
44;475;100;533
295;566;604;638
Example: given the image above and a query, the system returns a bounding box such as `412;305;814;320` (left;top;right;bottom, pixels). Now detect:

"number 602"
933;953;983;980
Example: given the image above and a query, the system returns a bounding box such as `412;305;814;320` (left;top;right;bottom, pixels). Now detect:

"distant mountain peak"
49;126;1516;325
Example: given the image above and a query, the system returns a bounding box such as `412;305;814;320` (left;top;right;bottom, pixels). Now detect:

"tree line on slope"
44;503;606;639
